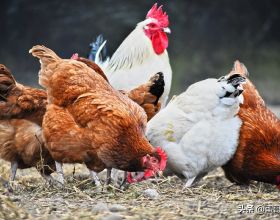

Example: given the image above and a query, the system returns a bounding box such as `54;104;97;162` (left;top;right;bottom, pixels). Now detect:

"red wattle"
143;169;154;179
151;31;168;55
127;172;134;183
127;171;150;183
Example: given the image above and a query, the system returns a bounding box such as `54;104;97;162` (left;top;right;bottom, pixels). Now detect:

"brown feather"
127;72;164;120
75;58;164;121
76;57;108;82
0;64;55;175
31;45;156;173
222;61;280;186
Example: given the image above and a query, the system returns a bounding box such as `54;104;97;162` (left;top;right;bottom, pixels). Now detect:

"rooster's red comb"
146;3;169;27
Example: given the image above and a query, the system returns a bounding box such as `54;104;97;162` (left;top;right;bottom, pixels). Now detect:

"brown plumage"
73;56;165;121
30;45;167;185
76;56;108;82
0;59;164;184
222;61;280;189
0;64;55;180
127;72;164;121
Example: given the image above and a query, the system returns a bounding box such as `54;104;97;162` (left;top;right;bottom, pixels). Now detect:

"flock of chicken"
0;3;280;191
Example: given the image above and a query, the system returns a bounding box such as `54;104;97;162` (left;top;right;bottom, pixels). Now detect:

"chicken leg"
10;161;18;181
89;170;101;186
55;161;64;185
118;171;129;189
183;176;196;188
40;173;55;185
106;168;112;185
0;176;13;193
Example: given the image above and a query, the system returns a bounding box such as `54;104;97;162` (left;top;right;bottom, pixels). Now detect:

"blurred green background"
1;0;280;103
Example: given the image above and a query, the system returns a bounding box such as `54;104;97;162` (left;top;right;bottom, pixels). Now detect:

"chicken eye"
151;158;158;163
150;23;156;28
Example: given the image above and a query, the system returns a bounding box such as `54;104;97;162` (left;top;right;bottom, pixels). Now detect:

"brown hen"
30;45;167;186
222;61;280;190
0;59;164;185
0;64;55;182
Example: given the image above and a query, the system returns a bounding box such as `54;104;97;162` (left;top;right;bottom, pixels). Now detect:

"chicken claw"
0;176;13;193
10;161;18;181
40;173;55;185
55;161;65;186
89;170;101;187
118;171;129;190
106;168;112;185
183;176;196;188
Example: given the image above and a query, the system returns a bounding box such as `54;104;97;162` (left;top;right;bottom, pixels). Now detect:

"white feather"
94;40;107;66
100;19;172;106
146;77;243;186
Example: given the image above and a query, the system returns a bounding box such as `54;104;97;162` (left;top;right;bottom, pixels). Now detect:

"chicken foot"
40;173;55;185
0;176;13;193
106;168;112;185
184;176;196;188
183;172;208;188
111;169;129;189
119;171;129;190
10;161;18;181
89;170;101;186
55;161;65;186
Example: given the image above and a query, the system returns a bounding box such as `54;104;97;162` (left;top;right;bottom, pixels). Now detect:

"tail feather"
29;45;61;88
148;72;165;104
0;64;16;99
29;45;60;65
88;34;108;64
231;60;249;77
226;74;246;88
217;73;246;106
127;72;165;120
218;73;246;95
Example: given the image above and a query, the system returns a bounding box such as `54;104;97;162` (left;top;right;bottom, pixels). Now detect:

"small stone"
109;204;127;212
101;214;123;220
92;202;109;213
130;200;138;206
143;188;159;199
10;196;20;202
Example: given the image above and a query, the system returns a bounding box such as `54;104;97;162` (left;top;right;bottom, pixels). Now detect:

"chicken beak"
163;27;171;34
157;171;163;176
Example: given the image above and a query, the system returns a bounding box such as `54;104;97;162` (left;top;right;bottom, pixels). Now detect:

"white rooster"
92;4;172;106
143;74;246;187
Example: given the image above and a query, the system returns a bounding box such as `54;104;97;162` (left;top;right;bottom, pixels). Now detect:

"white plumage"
98;19;172;107
146;75;245;187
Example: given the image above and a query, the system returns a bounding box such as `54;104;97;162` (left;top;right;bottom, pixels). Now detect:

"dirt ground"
0;161;280;220
0;106;280;220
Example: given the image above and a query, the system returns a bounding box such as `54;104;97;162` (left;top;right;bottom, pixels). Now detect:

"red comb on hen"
71;53;79;60
126;147;167;184
146;3;169;27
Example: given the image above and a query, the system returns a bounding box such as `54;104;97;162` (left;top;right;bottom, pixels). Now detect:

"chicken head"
127;147;167;183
